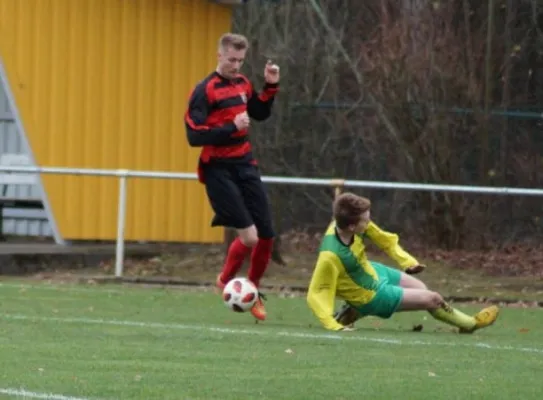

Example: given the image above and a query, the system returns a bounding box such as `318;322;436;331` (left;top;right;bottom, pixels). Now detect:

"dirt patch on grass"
10;237;539;305
4;231;542;304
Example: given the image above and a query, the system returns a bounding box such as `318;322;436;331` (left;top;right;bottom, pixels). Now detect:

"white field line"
2;313;543;355
0;387;94;400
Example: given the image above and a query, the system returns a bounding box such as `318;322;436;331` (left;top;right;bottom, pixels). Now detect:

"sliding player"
306;192;499;333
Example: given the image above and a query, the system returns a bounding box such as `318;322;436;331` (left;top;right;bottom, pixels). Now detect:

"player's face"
217;46;246;79
353;210;371;233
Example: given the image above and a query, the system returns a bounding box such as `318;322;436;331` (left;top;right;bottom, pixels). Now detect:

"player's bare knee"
421;290;443;309
238;226;259;247
428;291;444;308
239;236;258;247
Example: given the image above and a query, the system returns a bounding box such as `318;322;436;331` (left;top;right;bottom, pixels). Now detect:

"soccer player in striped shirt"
184;33;279;321
307;192;499;333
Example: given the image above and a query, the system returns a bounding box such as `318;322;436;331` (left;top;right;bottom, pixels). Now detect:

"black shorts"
201;162;274;238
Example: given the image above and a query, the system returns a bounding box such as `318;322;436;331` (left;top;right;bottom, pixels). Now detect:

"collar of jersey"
334;227;354;247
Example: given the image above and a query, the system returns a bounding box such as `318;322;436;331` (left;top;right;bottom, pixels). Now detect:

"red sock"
248;238;274;287
219;237;252;284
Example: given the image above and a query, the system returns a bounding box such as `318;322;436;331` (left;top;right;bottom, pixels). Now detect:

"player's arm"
306;252;345;331
184;83;244;147
246;82;278;121
364;221;420;271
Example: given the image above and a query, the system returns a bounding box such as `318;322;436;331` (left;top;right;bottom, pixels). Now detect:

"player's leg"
215;225;258;289
395;269;498;332
338;283;498;333
237;164;275;320
336;262;404;326
398;288;499;333
202;165;257;289
398;272;427;289
371;261;426;289
374;263;498;332
237;164;275;287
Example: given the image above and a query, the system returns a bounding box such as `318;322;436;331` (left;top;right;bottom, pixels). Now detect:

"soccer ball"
222;277;258;312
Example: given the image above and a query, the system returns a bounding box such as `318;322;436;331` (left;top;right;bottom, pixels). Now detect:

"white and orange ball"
222;277;258;312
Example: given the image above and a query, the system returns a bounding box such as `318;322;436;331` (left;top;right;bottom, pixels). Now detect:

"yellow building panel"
0;0;233;242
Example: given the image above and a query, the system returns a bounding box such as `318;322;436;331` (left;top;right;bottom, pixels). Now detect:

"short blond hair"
218;33;249;51
333;193;371;229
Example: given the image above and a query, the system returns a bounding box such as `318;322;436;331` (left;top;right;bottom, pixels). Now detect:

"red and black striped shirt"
184;71;278;169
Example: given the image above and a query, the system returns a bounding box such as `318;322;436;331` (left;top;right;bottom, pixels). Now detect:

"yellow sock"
429;302;476;330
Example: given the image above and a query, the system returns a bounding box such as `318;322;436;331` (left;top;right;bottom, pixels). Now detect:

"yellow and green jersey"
306;220;419;330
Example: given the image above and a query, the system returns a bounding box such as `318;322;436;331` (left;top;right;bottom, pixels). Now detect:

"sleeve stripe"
184;111;209;131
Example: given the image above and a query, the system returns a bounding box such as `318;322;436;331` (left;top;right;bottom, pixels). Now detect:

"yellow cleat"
459;305;499;334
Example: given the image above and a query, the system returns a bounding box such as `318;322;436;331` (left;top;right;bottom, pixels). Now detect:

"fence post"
330;179;345;199
115;170;129;278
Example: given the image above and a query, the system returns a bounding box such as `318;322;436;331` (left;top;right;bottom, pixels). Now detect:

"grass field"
0;280;542;400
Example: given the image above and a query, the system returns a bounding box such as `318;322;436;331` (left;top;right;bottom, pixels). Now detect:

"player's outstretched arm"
246;61;279;121
364;221;425;273
184;83;244;147
306;254;345;331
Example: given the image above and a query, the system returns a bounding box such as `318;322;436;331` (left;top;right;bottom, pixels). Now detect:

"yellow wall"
0;0;233;242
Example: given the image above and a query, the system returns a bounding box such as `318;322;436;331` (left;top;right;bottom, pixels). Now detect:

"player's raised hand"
264;60;280;84
406;264;426;275
233;111;250;130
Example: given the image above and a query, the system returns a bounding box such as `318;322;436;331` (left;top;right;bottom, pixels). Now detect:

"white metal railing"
1;165;543;277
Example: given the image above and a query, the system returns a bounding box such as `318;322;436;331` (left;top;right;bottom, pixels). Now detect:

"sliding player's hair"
333;192;371;229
